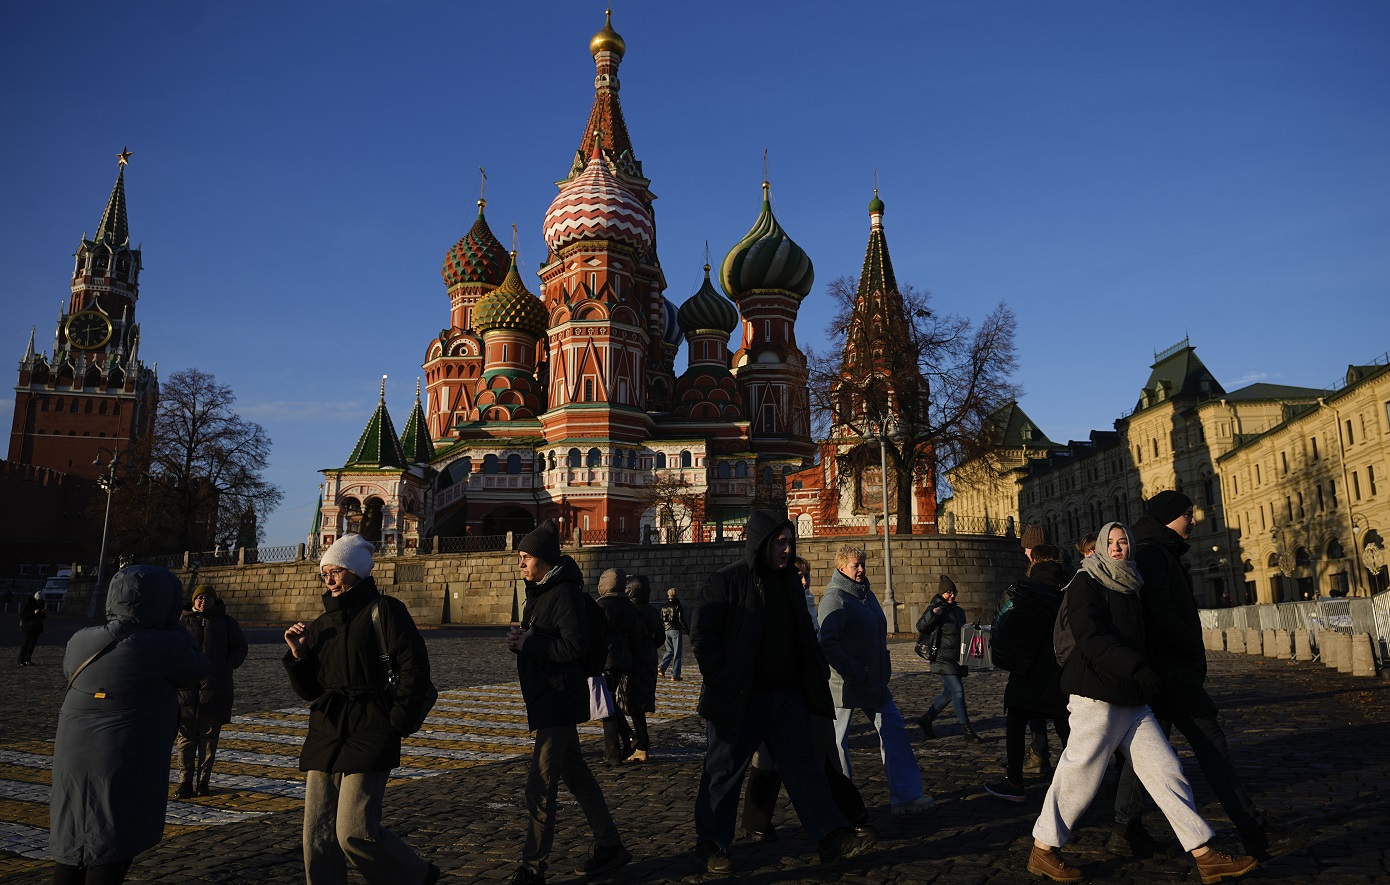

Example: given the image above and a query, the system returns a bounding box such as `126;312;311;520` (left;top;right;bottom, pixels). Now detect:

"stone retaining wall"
64;535;1028;631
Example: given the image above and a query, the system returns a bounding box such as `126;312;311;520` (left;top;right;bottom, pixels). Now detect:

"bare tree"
106;368;282;555
636;472;707;543
807;275;1020;534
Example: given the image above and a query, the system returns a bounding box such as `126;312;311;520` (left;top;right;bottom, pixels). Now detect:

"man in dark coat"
283;534;439;885
18;590;45;666
915;576;981;742
622;573;661;762
176;583;248;797
658;586;688;679
689;509;876;874
506;520;629;885
1111;491;1302;861
595;567;638;765
51;566;211;883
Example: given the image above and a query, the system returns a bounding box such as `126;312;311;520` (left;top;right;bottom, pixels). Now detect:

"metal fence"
1199;591;1389;669
437;535;510;554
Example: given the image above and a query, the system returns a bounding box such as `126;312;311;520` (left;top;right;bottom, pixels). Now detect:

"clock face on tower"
66;310;113;349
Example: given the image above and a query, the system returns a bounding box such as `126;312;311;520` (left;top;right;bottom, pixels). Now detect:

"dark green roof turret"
344;377;406;469
720;180;814;302
868;188;885;215
679;264;739;335
398;380;436;464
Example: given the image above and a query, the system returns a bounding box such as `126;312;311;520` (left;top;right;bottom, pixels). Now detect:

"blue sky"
4;1;1388;547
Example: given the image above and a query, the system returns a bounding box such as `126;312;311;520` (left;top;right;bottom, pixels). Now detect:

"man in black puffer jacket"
1111;491;1303;862
283;534;438;885
506;520;629;885
689;509;876;875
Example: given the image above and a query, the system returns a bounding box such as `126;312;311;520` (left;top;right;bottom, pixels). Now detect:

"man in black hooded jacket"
689;509;876;874
1111;491;1302;861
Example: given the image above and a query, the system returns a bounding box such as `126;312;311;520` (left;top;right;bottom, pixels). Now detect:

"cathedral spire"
575;10;637;180
343;376;406;468
399;379;436;465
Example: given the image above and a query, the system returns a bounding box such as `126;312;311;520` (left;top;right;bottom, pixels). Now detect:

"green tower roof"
343;378;406;469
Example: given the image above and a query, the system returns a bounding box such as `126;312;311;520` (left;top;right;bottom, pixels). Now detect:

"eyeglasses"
318;567;348;584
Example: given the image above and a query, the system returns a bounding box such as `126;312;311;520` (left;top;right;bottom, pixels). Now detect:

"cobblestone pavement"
3;615;1388;883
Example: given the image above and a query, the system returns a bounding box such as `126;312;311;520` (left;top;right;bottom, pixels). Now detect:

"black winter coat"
1002;561;1069;718
177;599;248;722
597;589;640;675
1057;570;1159;707
284;578;431;773
516;557;591;730
917;593;968;675
1130;516;1218;719
690;510;833;727
20;595;45;634
622;603;661;715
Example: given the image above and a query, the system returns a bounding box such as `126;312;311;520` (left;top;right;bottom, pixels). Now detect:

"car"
40;568;72;607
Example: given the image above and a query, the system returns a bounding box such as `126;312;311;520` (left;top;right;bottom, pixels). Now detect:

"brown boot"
1193;846;1258;884
1027;844;1083;882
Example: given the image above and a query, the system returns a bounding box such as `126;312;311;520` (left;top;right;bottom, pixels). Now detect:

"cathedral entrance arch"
481;506;535;539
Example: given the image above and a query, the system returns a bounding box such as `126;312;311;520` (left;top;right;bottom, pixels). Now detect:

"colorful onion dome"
473;253;549;339
543;142;654;254
590;9;626;58
720;182;814;302
442;200;509;290
679;264;739;335
661;294;683;347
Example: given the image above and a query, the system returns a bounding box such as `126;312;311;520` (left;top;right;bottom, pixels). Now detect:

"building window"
1255;464;1261;485
506;454;522;474
483;454;499;474
717;461;730;479
567;448;581;468
680;450;692;468
1135;445;1142;464
735;461;748;478
1369;466;1378;496
1330;479;1338;508
1317;485;1325;511
1353;471;1362;501
1280;452;1288;474
586;448;601;468
1152;439;1159;458
656;452;667;469
1311;436;1319;460
584;379;594;402
763;320;771;341
1345;419;1354;445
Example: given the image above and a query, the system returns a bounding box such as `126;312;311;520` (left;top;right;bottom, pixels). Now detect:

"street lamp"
867;416;897;633
1352;513;1385;596
91;447;123;617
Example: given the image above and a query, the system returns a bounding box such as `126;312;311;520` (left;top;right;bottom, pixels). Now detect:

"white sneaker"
891;795;937;816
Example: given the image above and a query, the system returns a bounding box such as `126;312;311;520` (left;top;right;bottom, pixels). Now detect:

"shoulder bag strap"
369;597;397;686
65;631;132;694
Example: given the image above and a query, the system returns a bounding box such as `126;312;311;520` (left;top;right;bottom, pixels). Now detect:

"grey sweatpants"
1033;696;1214;852
303;770;430;885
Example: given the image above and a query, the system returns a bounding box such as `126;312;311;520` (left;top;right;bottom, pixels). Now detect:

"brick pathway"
2;619;1387;883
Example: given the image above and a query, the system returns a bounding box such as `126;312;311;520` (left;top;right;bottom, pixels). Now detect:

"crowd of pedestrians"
35;491;1307;885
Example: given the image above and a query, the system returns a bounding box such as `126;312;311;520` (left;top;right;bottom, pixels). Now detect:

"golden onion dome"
590;9;626;58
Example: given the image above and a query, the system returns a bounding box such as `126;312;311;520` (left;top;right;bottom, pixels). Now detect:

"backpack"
990;578;1064;674
1052;593;1076;669
579;591;609;677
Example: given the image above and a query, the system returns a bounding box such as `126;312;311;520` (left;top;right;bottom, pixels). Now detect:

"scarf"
1080;521;1142;595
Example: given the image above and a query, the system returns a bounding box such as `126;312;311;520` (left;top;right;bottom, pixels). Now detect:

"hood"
744;508;795;571
597;567;627;597
625;573;651;605
1025;560;1070;590
826;568;868;599
1131;514;1190;558
106;565;184;630
534;555;585;594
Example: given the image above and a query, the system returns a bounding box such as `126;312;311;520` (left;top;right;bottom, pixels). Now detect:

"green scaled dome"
442;200;509;290
679;264;739;335
473;254;549;339
720;181;814;302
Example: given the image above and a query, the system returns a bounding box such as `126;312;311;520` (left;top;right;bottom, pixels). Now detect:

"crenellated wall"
64;535;1028;633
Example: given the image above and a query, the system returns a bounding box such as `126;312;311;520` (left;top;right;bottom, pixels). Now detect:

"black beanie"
520;519;562;566
1146;490;1193;525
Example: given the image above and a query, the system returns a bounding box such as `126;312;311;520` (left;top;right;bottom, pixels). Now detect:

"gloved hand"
1135;667;1163;699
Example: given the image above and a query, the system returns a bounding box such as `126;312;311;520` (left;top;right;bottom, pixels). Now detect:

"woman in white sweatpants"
1026;522;1255;884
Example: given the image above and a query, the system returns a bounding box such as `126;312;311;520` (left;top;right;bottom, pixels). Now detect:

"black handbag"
369;597;438;736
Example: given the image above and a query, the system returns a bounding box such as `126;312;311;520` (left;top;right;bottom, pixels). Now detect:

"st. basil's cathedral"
313;13;936;552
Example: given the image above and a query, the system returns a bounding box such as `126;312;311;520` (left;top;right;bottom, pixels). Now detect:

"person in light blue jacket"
818;544;936;816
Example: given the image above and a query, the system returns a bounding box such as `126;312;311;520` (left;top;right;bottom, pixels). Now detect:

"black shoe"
694;840;733;874
916;710;938;740
984;778;1026;802
1240;821;1305;861
423;862;441;885
962;726;982;743
507;867;545;885
576;841;631;877
741;827;776;844
175;780;194;800
817;825;877;863
1107;819;1166;857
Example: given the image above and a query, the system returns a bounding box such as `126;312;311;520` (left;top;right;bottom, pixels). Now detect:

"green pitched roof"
987;401;1057;448
343;382;406;469
1134;339;1225;413
95;167;130;247
399;384;436;464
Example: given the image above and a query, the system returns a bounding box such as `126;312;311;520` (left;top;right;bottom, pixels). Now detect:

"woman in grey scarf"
1025;523;1256;884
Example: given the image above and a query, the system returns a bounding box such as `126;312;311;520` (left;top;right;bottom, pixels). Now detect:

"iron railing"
437;535;510;554
1199;592;1388;669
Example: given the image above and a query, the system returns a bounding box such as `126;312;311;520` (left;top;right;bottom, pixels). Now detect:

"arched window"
734;461;748;478
656;452;667;469
717;461;730;479
548;451;557;470
586;448;602;468
680;450;692;468
627;450;637;469
483;454;500;474
567;448;582;468
506;454;522;474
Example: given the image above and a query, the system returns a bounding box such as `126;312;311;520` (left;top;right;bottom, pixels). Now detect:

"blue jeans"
832;696;925;806
929;673;970;725
695;686;848;848
1113;712;1262;833
659;629;683;678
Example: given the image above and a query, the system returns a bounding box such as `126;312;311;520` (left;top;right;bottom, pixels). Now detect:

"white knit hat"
320;534;375;578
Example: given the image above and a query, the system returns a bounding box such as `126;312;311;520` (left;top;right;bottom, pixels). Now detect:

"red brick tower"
8;151;158;479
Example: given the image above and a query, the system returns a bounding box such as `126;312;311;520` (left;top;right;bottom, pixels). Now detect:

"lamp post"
867;416;897;633
1351;513;1384;596
91;447;123;617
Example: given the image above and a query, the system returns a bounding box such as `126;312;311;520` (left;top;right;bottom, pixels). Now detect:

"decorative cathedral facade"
315;14;834;552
